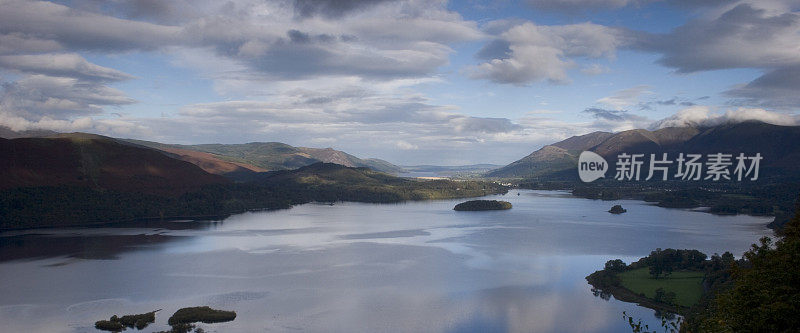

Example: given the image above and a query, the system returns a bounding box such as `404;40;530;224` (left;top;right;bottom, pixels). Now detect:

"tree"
685;195;800;332
648;249;674;279
653;288;677;306
604;259;627;272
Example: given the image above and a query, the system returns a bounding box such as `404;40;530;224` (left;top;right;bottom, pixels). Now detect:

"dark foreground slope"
0;136;506;229
0;133;227;195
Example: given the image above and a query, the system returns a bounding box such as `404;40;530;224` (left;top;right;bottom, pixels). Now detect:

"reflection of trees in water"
591;287;612;301
621;311;681;333
0;220;224;263
653;309;676;321
0;233;180;262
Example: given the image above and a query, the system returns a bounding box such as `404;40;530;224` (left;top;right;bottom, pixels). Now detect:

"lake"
0;190;772;332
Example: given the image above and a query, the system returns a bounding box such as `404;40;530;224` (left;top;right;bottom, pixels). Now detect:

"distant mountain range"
487;121;800;180
0;126;404;177
0;132;504;229
126;140;405;177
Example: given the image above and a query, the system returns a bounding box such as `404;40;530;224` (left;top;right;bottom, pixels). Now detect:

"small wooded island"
95;306;236;332
454;200;512;211
608;205;627;214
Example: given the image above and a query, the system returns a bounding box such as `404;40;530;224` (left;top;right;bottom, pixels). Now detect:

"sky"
0;0;799;165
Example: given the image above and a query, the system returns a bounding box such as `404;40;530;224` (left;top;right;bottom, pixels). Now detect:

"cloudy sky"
0;0;799;165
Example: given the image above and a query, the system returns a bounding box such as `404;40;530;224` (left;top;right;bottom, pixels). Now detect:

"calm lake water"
0;190;772;332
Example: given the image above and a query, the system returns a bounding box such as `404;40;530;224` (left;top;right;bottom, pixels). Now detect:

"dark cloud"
725;67;800;109
0;33;61;55
286;30;337;44
630;3;800;109
666;0;737;9
633;4;800;73
475;39;511;60
0;1;181;52
583;107;628;121
288;29;311;43
241;40;448;80
293;0;395;18
525;0;644;13
120;0;201;24
636;97;696;111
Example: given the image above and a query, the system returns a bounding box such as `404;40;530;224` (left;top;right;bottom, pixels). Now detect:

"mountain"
263;162;401;186
402;164;504;173
0;133;227;195
259;162;507;203
128;140;404;175
297;147;405;173
0;126;57;139
486;131;613;178
400;164;504;178
488;121;800;179
124;139;268;179
0;159;506;229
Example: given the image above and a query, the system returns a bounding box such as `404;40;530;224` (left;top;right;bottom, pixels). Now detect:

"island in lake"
608;205;627;214
454;200;512;211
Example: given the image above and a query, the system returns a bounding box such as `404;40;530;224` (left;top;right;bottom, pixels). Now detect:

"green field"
618;267;704;307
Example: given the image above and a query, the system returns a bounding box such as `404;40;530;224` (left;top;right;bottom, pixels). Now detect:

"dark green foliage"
608;204;627;214
0;163;507;229
622;311;681;333
167;306;236;325
683;201;800;332
586;269;621;288
94;310;157;331
95;320;124;331
587;249;712;314
453;200;512;211
118;311;156;330
630;248;707;279
562;181;800;230
604;259;628;272
653;288;677;306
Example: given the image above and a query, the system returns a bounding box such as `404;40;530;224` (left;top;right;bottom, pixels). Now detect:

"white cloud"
396;140;418;150
580;64;611;75
0;53;134;81
1;74;135;118
596;85;652;110
650;105;800;129
469;22;625;85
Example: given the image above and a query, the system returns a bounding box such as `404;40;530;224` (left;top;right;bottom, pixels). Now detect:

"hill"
0;148;506;229
260;162;505;203
0;133;227;195
488;122;800;179
0;125;58;139
128;140;404;175
486;131;613;178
